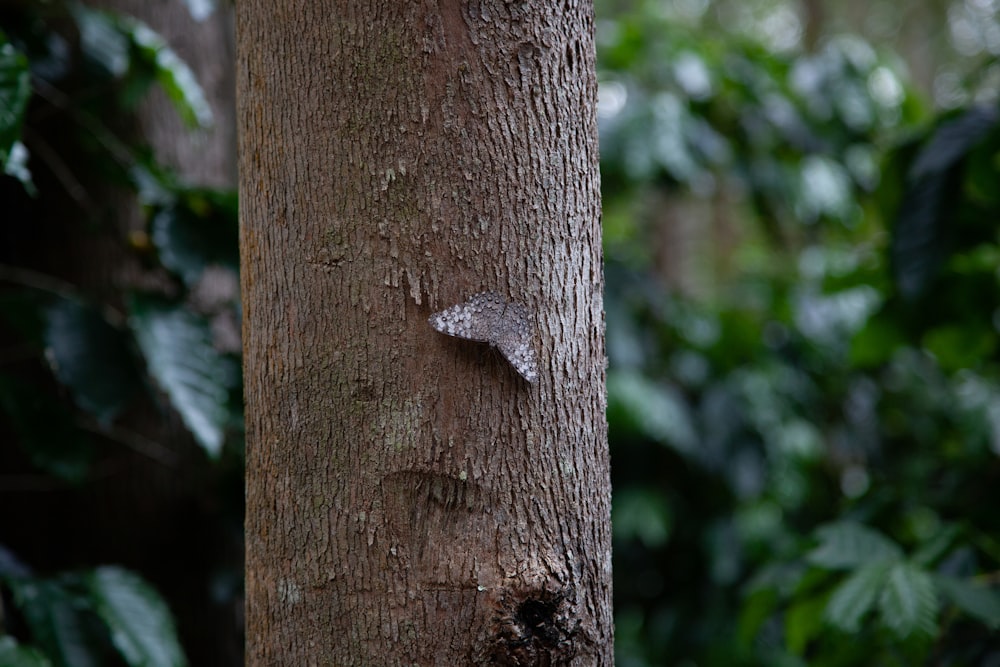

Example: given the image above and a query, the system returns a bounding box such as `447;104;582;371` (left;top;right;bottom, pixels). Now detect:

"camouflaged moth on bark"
429;291;539;383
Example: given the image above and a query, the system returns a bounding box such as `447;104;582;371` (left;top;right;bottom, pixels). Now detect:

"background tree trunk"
239;1;611;664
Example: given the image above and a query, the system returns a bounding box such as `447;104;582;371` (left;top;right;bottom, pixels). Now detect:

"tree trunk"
238;2;611;664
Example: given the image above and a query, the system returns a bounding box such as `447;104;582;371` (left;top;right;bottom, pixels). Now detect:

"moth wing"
429;291;504;343
494;301;539;383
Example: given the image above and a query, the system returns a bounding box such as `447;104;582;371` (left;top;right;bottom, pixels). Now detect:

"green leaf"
150;191;239;287
824;561;890;633
921;324;996;372
129;295;236;457
612;488;672;547
5;140;34;192
890;164;957;301
911;524;960;568
785;595;826;655
878;562;937;638
0;636;53;667
795;155;854;223
935;575;1000;629
85;567;187;667
71;5;130;77
44;299;142;425
71;7;212;128
737;587;777;650
909;106;998;180
8;578;102;667
607;370;697;455
849;315;904;368
0;33;31;167
123;17;213;128
807;521;903;570
891;107;999;301
0;373;94;482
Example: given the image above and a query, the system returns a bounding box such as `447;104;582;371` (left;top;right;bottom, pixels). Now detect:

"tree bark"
239;1;611;664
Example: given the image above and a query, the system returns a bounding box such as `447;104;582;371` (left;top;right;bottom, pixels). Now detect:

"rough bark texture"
238;1;610;664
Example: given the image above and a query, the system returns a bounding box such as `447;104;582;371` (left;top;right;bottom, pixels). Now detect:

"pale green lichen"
376;394;424;453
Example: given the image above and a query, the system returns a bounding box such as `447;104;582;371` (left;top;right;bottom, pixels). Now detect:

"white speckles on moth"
429;291;539;383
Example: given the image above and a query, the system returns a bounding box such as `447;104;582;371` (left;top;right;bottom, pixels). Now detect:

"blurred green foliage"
600;2;1000;665
0;2;238;665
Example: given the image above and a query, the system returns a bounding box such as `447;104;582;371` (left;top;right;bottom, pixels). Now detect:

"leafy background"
2;0;1000;665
